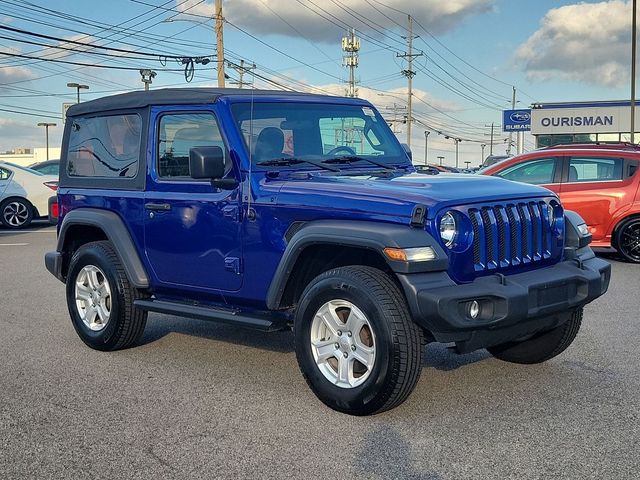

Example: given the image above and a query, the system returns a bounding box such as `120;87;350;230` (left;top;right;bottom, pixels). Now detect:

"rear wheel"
614;217;640;263
487;308;582;364
0;198;33;229
66;241;147;351
294;266;424;416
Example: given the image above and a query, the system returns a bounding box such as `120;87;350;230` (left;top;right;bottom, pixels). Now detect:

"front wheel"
487;308;582;364
294;266;424;416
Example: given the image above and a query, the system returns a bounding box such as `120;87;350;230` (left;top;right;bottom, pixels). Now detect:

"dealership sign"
503;109;531;132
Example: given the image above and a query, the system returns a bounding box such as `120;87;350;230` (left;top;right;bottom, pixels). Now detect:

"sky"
0;0;636;166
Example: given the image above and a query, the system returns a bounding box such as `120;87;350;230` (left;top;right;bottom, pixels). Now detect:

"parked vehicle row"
481;143;640;263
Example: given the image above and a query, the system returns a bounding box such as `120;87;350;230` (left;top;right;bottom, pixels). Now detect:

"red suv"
482;143;640;263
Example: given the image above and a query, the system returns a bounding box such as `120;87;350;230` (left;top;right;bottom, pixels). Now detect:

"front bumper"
398;250;610;352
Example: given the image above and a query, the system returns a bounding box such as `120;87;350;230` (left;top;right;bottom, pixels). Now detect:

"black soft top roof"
66;87;342;117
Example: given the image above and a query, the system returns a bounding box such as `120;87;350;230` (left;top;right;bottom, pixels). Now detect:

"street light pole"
481;143;486;166
632;0;637;144
437;155;444;166
66;82;89;103
37;122;56;160
454;138;461;168
423;130;430;165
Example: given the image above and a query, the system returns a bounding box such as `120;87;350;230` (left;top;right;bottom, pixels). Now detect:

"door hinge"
410;204;427;228
222;205;240;221
224;257;242;274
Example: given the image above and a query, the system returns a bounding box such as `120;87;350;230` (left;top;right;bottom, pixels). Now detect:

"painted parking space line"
0;243;29;246
0;230;55;234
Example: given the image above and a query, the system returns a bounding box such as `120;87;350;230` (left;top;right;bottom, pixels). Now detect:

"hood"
275;171;555;219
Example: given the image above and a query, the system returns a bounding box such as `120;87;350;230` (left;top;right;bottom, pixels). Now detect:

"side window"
496;158;557;185
158;113;226;178
0;168;10;180
568;157;623;182
67;114;141;178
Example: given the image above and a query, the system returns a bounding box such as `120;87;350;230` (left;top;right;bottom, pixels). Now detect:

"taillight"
50;202;59;218
44;181;58;191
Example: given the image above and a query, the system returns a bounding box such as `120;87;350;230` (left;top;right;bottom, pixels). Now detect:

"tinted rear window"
67;114;141;178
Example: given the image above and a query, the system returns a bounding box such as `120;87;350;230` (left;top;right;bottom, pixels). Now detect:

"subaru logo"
510;112;531;123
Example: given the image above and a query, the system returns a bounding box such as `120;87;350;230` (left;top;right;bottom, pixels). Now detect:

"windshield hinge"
410;204;427;228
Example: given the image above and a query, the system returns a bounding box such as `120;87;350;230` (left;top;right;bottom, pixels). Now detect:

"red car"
481;143;640;263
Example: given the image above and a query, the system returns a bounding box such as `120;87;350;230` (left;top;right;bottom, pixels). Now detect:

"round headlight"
440;211;457;247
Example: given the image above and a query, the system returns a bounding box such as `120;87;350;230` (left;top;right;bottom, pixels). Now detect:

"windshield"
230;102;407;168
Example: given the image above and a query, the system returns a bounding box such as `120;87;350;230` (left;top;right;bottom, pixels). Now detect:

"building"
0;147;61;166
530;100;640;147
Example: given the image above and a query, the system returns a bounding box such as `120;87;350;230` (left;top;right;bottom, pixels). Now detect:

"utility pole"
485;122;495;156
37;122;56;160
632;0;637;143
437;155;444;166
139;69;156;90
423;130;430;164
342;28;360;97
215;0;225;88
481;143;486;166
507;86;516;155
228;60;256;88
397;15;423;149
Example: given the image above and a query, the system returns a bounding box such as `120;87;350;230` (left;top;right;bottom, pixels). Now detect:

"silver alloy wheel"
75;265;112;331
3;201;29;227
310;299;376;389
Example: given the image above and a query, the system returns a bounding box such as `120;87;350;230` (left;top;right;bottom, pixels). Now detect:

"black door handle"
145;203;171;211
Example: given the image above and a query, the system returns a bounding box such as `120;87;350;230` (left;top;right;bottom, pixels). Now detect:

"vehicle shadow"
0;219;54;233
140;313;491;370
140;313;295;353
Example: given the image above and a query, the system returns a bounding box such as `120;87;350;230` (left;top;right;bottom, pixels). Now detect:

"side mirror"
401;143;412;161
189;146;225;179
189;146;237;190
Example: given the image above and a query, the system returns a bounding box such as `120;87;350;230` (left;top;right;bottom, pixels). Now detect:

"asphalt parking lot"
1;223;638;479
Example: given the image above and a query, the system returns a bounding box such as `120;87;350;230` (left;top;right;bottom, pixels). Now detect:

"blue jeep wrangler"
45;88;610;415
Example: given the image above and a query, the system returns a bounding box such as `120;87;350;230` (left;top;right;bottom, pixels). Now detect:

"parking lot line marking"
0;243;29;246
0;230;55;234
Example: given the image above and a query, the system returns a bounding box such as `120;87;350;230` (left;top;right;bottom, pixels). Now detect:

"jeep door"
143;109;243;292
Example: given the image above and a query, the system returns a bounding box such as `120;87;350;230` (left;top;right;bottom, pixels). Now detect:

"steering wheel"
326;145;356;156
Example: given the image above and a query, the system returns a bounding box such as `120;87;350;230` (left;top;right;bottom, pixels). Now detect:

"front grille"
468;201;554;271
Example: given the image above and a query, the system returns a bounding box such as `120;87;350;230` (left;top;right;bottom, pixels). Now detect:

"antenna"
246;80;255;221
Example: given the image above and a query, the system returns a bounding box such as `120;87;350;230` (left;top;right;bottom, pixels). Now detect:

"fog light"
468;300;480;319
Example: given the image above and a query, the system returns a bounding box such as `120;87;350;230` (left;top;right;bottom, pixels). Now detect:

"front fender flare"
266;219;448;310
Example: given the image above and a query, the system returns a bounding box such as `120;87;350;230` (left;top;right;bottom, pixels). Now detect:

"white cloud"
0;65;34;86
515;0;631;87
175;0;494;41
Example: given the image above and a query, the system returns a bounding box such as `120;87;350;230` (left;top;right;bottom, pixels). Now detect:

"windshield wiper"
256;157;340;172
322;155;395;170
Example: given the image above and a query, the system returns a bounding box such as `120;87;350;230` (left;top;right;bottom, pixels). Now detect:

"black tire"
487;308;583;364
0;197;34;229
294;266;424;416
66;241;148;351
613;216;640;263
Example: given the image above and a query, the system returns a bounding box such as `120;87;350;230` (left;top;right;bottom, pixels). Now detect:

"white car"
0;161;58;229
